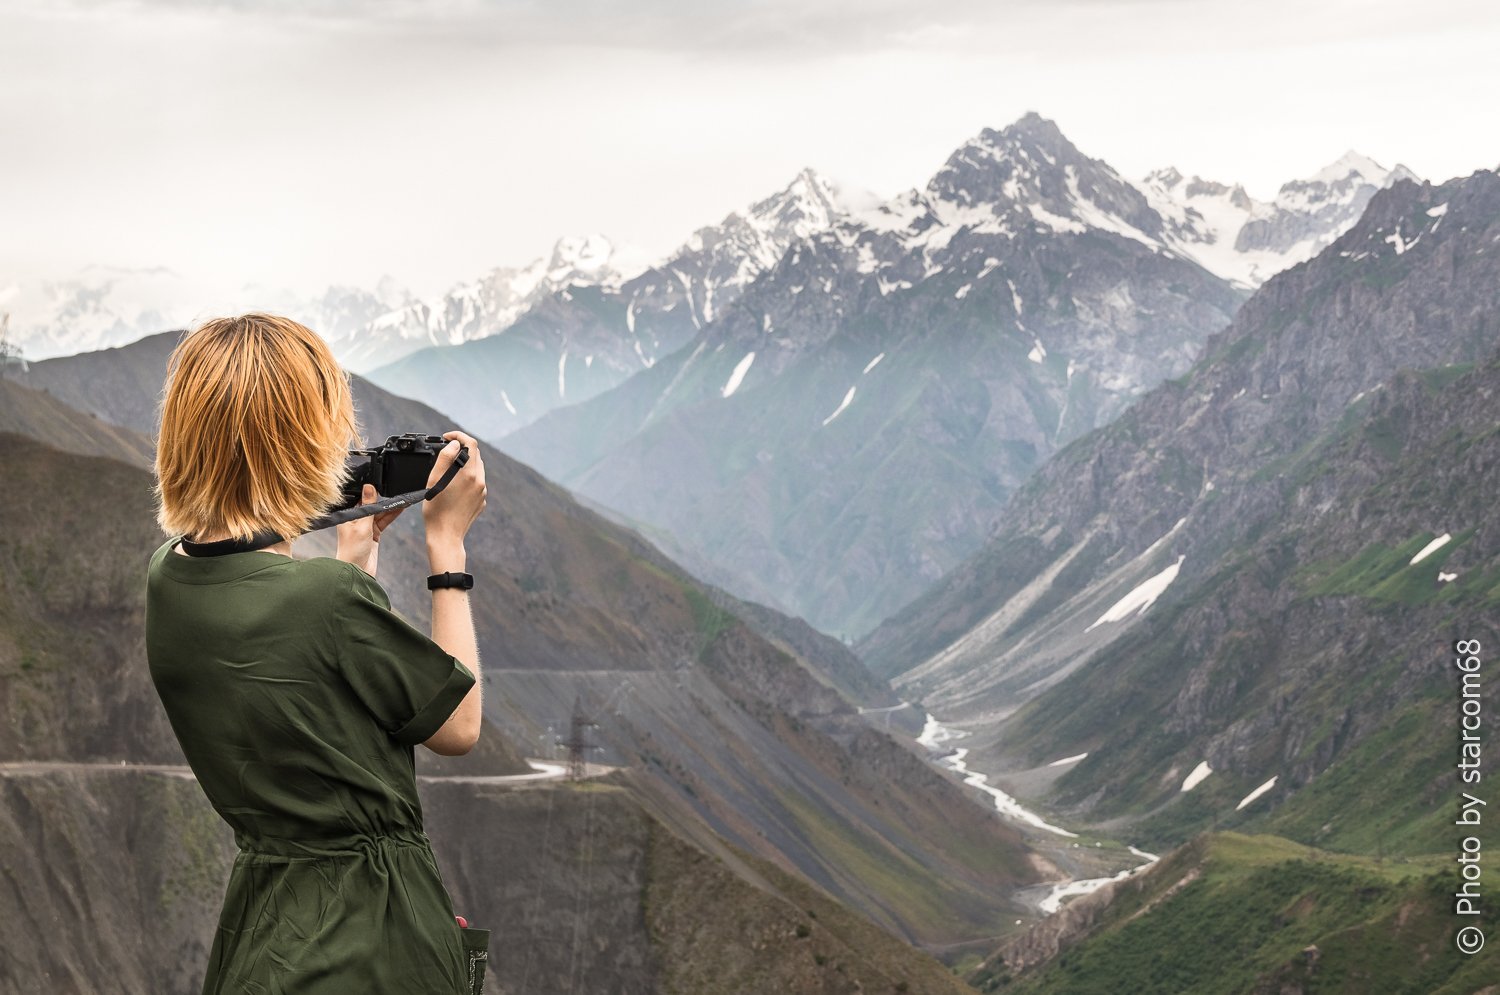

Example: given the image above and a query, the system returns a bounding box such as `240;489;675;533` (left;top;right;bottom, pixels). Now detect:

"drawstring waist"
235;828;433;861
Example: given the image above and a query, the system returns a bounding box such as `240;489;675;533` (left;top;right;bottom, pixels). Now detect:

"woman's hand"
335;484;407;577
423;431;487;548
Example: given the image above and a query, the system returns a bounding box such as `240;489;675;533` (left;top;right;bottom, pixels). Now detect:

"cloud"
37;0;1492;59
3;0;1497;299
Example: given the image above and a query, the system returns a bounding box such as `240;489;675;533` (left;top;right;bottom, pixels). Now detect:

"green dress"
145;537;478;994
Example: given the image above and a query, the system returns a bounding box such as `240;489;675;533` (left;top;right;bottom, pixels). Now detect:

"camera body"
336;433;448;510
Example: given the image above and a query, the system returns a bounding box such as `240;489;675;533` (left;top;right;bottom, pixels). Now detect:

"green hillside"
974;833;1492;995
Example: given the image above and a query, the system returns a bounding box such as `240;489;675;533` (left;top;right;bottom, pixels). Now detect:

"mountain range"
500;113;1252;639
860;164;1499;862
485;115;1417;642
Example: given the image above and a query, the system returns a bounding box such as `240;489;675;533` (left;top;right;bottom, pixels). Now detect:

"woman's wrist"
426;536;467;574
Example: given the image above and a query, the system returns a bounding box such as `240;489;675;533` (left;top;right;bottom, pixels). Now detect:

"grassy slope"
978;833;1494;995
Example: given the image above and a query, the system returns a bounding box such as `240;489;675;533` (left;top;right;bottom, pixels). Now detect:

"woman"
144;312;489;994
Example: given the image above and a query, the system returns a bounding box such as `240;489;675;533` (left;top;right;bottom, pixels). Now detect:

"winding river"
917;713;1159;913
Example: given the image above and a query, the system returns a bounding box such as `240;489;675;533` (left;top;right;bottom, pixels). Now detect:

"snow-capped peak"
543;233;654;288
1136;152;1421;288
860;111;1167;252
740;167;881;244
1142;168;1253;211
1311;150;1395;185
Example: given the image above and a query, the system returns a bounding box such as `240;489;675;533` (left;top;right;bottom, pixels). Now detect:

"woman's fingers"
424;429;487;539
425;437;467;489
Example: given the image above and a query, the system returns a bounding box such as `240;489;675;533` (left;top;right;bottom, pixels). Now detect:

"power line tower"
0;313;25;377
561;696;599;781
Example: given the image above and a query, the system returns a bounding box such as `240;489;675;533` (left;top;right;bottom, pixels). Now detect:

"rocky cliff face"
0;769;233;995
0;769;976;995
858;167;1500;852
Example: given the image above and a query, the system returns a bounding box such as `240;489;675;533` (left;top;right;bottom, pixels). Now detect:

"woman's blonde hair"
154;313;359;541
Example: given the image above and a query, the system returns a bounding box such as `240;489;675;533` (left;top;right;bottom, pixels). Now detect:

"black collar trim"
180;531;286;557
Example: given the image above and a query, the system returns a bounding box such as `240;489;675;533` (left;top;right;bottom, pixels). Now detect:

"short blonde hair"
154;313;359;541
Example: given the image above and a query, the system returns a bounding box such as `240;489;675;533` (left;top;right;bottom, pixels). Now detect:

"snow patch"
499;390;517;416
557;351;568;398
721;351;756;398
955;283;972;299
1048;753;1088;768
1235;776;1278;811
1409;533;1452;565
1085;555;1185;632
1181;761;1212;792
1426;202;1449;218
821;385;857;426
1439;571;1459;583
1384;225;1418;255
862;352;885;375
1139;518;1188;560
1028;339;1047;364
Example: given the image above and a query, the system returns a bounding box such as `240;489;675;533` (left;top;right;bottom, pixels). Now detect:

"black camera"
335;433;449;510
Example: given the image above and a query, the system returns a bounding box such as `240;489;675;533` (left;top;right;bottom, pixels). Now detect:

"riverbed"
917;713;1158;913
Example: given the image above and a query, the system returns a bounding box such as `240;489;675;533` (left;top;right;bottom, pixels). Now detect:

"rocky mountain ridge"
858;166;1500;854
359;166;880;440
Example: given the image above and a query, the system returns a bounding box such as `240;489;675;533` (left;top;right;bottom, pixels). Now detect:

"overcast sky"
3;0;1498;300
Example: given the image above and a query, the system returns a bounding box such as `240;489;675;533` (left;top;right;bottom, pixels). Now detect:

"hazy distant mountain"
360;168;881;439
328;233;654;373
0;265;412;363
861;166;1499;855
504;112;1245;640
1138;151;1419;288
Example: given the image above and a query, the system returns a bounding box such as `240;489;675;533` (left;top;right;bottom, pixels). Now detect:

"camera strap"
180;445;470;556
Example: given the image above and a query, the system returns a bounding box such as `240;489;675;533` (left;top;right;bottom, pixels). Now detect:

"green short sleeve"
334;565;476;747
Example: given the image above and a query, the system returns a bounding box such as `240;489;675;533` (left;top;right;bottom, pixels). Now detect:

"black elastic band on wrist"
427;572;475;591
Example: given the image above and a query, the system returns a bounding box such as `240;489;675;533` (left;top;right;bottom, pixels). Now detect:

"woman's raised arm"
419;431;487;756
